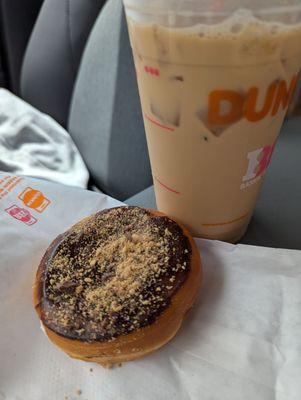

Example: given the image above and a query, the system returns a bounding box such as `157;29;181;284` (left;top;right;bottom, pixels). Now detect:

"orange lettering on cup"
245;82;278;122
208;75;298;126
271;75;298;116
208;90;244;125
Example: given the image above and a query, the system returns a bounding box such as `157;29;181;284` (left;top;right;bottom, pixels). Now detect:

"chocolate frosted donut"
34;207;202;367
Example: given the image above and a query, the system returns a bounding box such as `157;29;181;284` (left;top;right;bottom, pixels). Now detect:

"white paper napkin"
0;173;300;400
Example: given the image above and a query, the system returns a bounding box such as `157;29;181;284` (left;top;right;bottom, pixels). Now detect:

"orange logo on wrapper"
18;187;51;213
208;75;298;125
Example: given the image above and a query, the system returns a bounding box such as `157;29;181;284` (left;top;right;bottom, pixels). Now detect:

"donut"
33;207;202;367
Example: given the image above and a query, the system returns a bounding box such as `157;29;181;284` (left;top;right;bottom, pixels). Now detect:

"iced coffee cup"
123;0;301;242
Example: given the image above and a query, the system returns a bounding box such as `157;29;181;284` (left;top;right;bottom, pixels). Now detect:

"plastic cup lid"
123;0;301;20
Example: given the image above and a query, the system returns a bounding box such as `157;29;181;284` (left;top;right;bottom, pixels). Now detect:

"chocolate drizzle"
39;207;191;342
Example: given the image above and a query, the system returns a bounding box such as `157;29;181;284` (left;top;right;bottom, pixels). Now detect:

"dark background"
0;0;43;93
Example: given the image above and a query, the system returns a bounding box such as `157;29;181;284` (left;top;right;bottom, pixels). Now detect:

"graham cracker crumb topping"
40;207;191;342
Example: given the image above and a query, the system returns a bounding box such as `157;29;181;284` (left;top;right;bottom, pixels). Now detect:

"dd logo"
241;143;276;189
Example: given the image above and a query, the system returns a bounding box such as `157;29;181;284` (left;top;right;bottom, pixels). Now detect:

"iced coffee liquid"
127;10;301;241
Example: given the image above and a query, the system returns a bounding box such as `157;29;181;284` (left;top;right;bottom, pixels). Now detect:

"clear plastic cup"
123;0;301;242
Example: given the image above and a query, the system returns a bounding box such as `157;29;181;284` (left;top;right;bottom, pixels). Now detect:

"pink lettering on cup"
241;143;276;189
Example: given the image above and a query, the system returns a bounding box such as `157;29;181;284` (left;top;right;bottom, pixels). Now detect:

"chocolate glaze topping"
38;207;191;342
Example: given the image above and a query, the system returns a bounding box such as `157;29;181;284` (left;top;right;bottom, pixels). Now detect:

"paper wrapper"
0;173;300;400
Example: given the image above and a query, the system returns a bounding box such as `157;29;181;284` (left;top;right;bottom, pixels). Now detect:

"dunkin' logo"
5;205;37;226
208;75;298;125
241;143;276;189
18;187;51;213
